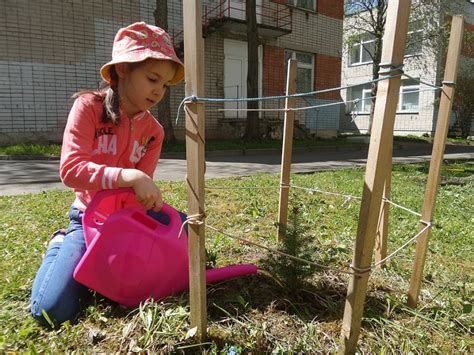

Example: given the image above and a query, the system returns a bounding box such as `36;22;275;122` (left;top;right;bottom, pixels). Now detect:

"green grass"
0;161;472;352
0;143;62;156
0;138;359;157
3;134;470;157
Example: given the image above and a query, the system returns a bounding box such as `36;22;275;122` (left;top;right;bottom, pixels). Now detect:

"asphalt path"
0;144;472;196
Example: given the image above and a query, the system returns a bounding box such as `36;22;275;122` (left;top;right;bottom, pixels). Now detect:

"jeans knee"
31;300;53;327
30;298;76;327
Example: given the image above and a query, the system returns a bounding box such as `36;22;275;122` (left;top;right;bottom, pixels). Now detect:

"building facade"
0;0;344;145
340;0;474;136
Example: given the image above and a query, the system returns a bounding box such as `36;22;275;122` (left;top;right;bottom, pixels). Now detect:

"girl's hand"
117;169;163;211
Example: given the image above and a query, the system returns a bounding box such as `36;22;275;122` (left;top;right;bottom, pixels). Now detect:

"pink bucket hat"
100;22;184;86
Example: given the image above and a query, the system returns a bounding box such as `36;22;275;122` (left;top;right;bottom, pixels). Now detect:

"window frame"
284;49;315;94
398;84;420;113
349;80;420;114
361;88;373;113
348;34;376;66
287;0;317;12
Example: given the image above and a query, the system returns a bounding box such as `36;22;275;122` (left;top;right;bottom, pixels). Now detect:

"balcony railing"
203;0;292;33
171;1;292;48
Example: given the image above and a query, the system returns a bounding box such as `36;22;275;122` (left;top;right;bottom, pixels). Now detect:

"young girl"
30;22;185;326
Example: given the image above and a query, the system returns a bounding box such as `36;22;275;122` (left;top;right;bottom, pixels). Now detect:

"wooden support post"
340;1;411;353
183;0;207;340
374;162;392;267
277;59;298;241
407;15;464;308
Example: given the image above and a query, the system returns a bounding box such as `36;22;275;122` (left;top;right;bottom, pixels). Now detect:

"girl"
30;22;185;326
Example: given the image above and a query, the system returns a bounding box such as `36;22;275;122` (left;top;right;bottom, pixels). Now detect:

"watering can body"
73;188;257;306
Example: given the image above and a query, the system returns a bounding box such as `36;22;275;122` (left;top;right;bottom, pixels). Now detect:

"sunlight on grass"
0;162;472;352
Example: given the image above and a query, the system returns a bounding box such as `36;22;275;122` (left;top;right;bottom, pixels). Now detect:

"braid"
102;66;121;125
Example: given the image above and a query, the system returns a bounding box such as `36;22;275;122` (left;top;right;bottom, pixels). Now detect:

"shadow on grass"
207;271;389;325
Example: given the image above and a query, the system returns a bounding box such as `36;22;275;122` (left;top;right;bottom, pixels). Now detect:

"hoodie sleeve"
60;97;122;190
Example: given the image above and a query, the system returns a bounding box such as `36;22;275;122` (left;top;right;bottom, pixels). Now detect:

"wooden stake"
277;59;298;241
183;0;207;340
340;1;411;353
407;15;464;308
374;163;392;267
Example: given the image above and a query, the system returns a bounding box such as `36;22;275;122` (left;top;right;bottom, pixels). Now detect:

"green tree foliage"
343;0;458;133
453;64;474;138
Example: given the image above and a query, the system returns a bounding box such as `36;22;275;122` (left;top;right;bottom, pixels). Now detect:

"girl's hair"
72;65;122;125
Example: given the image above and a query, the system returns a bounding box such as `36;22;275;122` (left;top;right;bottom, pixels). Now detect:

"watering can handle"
86;188;136;213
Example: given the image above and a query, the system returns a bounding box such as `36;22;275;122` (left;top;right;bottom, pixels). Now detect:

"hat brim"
100;59;184;86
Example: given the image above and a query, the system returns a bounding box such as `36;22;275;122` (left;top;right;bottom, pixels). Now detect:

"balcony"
171;0;292;52
203;0;292;38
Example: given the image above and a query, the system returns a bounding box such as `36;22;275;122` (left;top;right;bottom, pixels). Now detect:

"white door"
224;39;263;119
229;0;262;23
224;39;247;119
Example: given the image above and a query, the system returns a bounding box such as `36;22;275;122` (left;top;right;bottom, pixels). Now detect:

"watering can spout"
205;264;258;284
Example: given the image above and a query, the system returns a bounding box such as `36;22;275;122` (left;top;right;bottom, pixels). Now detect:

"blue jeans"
31;206;187;326
30;207;89;326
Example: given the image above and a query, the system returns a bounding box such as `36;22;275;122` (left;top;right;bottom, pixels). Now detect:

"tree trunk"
244;0;260;140
154;0;176;144
368;38;382;135
367;1;386;135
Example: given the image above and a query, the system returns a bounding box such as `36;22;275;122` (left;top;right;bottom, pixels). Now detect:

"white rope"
206;217;432;276
289;184;362;201
178;213;205;239
206;185;281;190
350;221;432;273
383;197;422;217
206;224;357;275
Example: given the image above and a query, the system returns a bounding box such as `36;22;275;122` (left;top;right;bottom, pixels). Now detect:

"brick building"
340;0;474;136
0;0;344;144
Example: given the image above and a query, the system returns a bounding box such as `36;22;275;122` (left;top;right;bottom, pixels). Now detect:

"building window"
349;84;373;113
348;79;419;113
284;50;314;93
398;79;419;112
287;0;316;11
405;21;423;56
349;34;376;65
405;31;423;56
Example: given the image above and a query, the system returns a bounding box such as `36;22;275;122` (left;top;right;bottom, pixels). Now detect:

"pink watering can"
73;188;257;306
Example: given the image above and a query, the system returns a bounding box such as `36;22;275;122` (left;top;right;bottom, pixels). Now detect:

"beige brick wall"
0;0;157;144
274;9;342;58
0;0;344;144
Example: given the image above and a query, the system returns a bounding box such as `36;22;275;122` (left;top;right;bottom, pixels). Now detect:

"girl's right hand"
117;169;163;211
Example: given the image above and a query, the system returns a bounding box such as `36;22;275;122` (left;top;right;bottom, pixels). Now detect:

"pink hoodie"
60;94;164;211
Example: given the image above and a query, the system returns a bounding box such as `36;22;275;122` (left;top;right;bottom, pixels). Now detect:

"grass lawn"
0;161;472;353
0;138;361;157
0;135;470;157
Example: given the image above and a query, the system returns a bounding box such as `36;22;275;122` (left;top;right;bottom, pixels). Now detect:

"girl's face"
117;59;177;118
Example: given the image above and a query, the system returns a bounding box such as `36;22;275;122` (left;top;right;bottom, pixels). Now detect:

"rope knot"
178;213;206;238
349;263;372;276
378;62;404;78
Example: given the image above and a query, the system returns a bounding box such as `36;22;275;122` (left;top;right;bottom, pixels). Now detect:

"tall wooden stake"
183;0;207;340
277;59;297;241
340;1;411;353
374;163;392;267
407;15;464;308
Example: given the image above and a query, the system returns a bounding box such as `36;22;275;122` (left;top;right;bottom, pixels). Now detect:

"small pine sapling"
263;206;320;295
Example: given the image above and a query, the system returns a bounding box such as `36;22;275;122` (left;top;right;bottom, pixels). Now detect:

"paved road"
0;144;472;196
